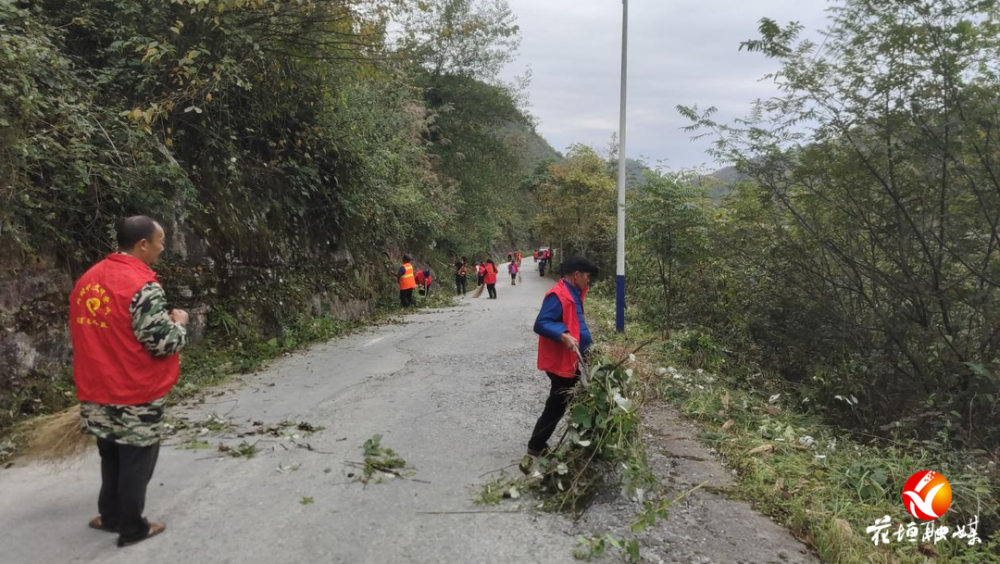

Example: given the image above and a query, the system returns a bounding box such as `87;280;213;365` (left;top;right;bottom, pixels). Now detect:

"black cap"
559;256;599;277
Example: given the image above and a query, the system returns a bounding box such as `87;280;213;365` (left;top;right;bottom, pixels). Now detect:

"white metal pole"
615;0;628;333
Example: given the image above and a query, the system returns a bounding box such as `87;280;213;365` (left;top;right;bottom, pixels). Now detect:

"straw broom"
471;282;485;298
20;404;93;462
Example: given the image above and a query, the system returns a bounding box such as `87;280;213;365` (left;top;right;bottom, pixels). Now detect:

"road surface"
0;263;817;564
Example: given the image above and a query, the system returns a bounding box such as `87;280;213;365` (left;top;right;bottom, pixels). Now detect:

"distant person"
516;251;522;265
415;268;432;296
398;254;417;307
508;260;519;285
477;261;486;287
71;216;189;547
533;250;538;263
455;258;468;296
484;259;499;299
507;251;513;262
521;256;599;473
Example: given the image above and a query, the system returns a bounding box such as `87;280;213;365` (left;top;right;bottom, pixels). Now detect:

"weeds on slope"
598;316;1000;563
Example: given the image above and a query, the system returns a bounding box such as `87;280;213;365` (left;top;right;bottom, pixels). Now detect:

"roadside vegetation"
1;0;547;452
523;1;1000;561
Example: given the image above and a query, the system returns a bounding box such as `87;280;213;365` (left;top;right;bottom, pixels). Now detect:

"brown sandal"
88;516;117;533
117;521;166;548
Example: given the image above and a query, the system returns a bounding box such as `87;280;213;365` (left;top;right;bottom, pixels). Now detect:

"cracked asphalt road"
0;265;818;564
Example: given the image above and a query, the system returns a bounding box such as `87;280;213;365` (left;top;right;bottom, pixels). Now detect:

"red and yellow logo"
902;470;952;520
76;283;112;330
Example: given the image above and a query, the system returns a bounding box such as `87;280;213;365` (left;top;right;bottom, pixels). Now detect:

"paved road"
1;264;580;564
0;262;818;564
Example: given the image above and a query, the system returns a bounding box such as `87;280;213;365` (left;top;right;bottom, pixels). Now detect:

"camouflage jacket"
81;280;186;446
80;399;166;447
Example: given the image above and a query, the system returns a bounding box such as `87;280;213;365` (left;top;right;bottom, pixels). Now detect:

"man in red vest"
522;256;599;472
71;216;188;547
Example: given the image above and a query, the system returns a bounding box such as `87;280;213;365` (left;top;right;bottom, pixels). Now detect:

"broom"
471;282;485;298
20;404;93;462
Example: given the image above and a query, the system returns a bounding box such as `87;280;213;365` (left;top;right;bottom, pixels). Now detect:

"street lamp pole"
615;0;628;333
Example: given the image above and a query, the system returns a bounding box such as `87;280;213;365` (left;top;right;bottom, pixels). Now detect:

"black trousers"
486;284;497;299
510;275;517;285
455;275;466;295
400;289;414;307
528;372;579;452
97;438;160;544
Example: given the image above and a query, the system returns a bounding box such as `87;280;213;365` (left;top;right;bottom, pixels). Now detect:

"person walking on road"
484;259;499;299
71;216;189;547
521;256;599;472
508;260;519;285
455;258;468;296
398;254;417;307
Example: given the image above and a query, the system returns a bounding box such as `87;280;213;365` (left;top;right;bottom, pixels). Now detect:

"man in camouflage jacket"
71;216;188;547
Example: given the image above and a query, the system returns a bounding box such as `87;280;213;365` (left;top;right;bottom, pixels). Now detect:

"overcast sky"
500;0;835;171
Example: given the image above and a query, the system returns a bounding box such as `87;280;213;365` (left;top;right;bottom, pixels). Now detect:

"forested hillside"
0;0;548;431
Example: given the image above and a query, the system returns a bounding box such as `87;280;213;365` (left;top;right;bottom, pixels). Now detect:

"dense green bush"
677;0;1000;447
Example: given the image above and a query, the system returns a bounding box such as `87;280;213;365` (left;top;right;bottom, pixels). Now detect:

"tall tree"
681;0;1000;444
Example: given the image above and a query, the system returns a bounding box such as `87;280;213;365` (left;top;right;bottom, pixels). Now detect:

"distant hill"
699;165;750;200
624;158;649;188
499;122;563;171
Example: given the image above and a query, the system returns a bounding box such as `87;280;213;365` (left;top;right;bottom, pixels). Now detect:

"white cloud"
502;0;834;169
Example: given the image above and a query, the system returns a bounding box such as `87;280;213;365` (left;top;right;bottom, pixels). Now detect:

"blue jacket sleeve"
534;294;568;343
397;266;405;277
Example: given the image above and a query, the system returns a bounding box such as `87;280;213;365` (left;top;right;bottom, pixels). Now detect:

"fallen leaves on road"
347;434;411;484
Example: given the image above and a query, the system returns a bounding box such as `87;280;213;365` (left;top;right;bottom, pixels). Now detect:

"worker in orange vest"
71;216;189;546
398;254;417;307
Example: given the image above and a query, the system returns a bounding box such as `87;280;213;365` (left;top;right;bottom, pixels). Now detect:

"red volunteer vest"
70;254;180;405
484;264;498;284
537;280;588;378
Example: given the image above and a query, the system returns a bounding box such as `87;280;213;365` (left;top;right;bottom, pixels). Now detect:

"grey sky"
500;0;834;171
